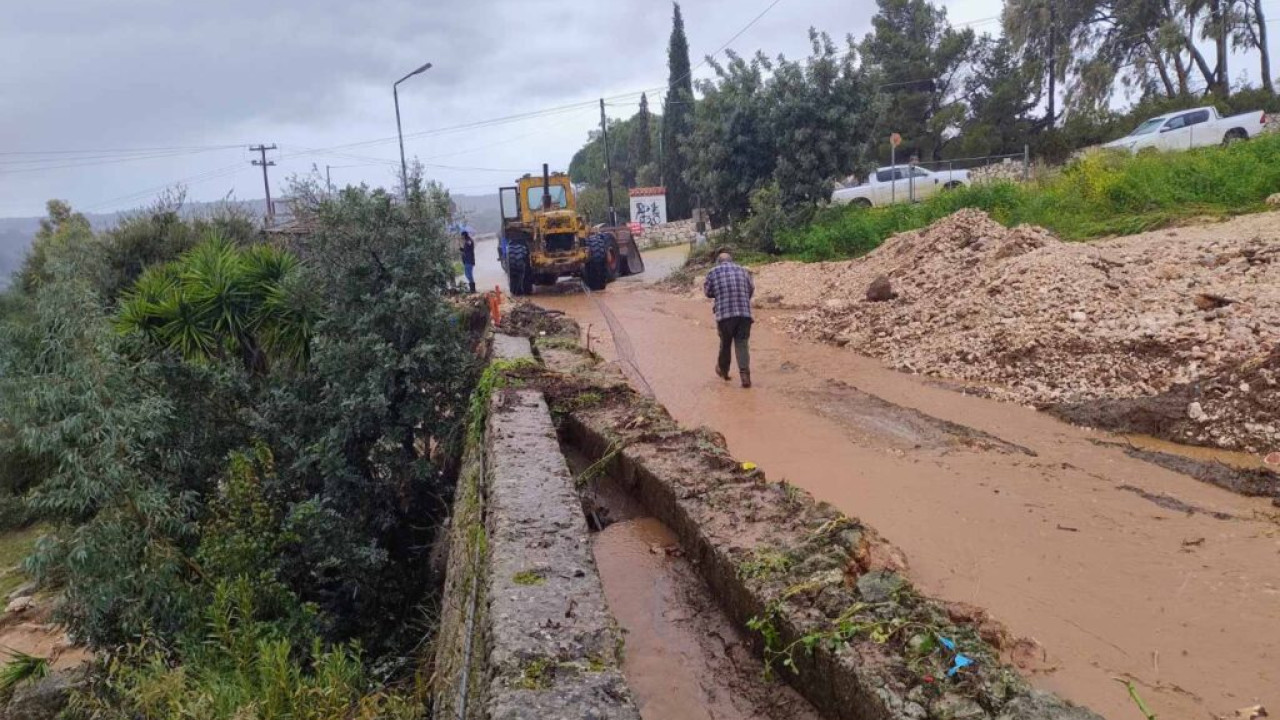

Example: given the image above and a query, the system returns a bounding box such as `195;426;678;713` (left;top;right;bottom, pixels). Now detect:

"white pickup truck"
831;165;970;207
1103;106;1269;153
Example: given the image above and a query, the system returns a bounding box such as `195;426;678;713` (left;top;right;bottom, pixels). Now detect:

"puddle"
1092;437;1280;499
1120;433;1269;471
564;447;821;720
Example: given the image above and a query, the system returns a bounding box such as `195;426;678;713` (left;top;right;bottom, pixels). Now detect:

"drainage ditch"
563;444;823;720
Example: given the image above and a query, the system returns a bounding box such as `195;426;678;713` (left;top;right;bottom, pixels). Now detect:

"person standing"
703;250;755;388
460;231;476;293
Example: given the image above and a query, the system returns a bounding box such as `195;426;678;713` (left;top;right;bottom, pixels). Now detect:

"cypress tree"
662;2;695;220
631;93;652;170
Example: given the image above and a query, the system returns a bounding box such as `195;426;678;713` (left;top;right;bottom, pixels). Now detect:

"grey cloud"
1;0;1002;216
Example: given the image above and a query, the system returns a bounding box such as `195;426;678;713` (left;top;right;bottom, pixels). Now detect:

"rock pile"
968;159;1036;184
1263;112;1280;136
753;209;1280;449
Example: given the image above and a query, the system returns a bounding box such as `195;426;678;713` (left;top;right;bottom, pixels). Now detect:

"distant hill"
0;193;500;290
0;212;125;290
452;193;501;235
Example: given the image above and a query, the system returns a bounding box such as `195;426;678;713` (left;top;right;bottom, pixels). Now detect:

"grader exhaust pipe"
542;163;552;210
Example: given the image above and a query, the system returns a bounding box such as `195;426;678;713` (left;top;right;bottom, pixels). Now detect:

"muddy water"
562;444;821;720
475;244;1280;719
593;518;822;720
1121;433;1270;471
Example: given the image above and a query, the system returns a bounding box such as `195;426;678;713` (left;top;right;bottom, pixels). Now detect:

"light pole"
394;61;433;196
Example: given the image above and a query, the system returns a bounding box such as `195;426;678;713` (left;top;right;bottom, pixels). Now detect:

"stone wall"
634;218;715;250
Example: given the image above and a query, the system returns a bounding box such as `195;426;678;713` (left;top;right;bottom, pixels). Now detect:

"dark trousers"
717;317;752;374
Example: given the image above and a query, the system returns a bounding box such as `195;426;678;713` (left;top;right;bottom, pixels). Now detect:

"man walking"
460;231;477;293
703;250;754;388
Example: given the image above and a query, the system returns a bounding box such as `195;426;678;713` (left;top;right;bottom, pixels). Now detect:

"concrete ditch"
435;320;1104;720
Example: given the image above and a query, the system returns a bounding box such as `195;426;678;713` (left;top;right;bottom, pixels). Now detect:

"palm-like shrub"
117;237;314;375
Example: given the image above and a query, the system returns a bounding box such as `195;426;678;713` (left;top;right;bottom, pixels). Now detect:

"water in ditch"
565;447;822;720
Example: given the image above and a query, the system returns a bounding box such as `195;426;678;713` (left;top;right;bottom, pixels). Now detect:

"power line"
0;146;241;175
21;0;845;212
690;0;788;77
84;161;248;212
0;143;243;157
282;0;791;163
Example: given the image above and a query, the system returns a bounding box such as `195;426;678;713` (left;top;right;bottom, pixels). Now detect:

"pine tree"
662;2;695;220
860;0;974;163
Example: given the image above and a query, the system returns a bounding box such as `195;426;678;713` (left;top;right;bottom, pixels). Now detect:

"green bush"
779;131;1280;260
65;578;424;720
2;177;476;712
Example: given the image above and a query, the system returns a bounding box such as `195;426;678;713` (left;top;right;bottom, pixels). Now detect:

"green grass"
779;132;1280;260
0;650;48;698
512;570;545;586
0;525;47;598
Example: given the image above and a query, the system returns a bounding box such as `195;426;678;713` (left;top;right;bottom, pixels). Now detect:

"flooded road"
474;241;1280;719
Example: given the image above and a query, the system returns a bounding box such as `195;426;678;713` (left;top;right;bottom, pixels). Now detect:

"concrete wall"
432;335;639;720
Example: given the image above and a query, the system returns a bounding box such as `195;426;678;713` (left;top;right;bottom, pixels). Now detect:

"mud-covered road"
472;241;1279;720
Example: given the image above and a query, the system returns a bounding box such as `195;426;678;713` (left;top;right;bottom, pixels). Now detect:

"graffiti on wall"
628;188;667;229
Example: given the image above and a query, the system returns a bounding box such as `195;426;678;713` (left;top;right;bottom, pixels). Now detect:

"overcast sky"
2;0;1269;218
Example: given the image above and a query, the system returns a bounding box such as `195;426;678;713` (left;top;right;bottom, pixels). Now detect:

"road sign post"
889;133;901;205
908;153;919;203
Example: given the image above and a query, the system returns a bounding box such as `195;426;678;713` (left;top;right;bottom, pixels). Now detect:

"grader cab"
498;164;644;295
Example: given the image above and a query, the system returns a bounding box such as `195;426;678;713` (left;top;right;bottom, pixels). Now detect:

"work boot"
716;365;730;381
468;281;476;293
740;370;752;389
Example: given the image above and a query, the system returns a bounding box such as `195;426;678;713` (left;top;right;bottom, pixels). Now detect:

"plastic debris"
948;654;974;677
938;636;974;677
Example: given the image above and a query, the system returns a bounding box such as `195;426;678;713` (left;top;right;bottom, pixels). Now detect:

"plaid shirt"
704;261;754;321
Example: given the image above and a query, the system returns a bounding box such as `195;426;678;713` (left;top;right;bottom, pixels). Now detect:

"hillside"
0;193;499;289
451;193;501;235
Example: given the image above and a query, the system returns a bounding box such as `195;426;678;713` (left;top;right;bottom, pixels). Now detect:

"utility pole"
599;98;618;227
250;144;277;223
326;165;333;195
1047;0;1057;128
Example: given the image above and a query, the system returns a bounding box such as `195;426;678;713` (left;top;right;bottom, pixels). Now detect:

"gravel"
750;209;1280;450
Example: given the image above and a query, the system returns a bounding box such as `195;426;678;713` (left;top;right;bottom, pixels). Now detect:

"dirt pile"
753;209;1280;452
498;300;580;338
1053;348;1280;458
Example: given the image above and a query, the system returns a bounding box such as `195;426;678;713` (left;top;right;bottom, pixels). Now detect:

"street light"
394;61;433;196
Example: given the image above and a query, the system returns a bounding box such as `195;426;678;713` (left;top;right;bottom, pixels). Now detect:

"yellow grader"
498;164;644;295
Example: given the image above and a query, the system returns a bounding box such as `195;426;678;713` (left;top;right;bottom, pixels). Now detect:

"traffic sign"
890;133;902;148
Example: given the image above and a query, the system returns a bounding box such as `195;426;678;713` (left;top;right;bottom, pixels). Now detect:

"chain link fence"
838;148;1036;205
